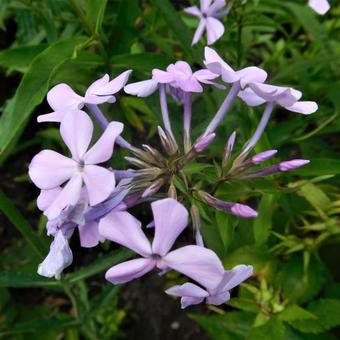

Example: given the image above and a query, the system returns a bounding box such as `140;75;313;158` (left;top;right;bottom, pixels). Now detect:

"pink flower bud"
194;133;216;152
252;150;277;164
279;159;310;172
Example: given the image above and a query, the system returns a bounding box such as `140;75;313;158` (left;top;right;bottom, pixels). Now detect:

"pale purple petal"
200;0;213;12
162;245;224;291
204;47;239;83
181;296;206;308
238;88;266;106
83;94;115;105
194;133;216;152
44;174;83;220
37;111;65;123
83;165;116;206
207;0;226;16
184;6;201;17
152;69;175;83
105;258;156;284
84;122;123;164
207;291;230;305
29;150;76;189
124;79;158;97
308;0;330;15
206;17;224;45
236;67;267;89
192;19;207;45
37;188;62;211
78;221;104;248
284;101;318;114
99;211;152;256
151;198;189;256
87;70;132;97
194;69;219;83
47;84;84;112
37;231;73;279
221;265;253;291
166;282;209;298
177;76;203;92
60;110;93;161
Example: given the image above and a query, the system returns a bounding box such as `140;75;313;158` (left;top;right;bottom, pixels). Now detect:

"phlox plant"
0;0;338;338
28;43;317;309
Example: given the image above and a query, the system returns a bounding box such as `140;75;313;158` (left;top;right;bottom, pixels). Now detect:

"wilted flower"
29;110;123;219
184;0;228;45
38;71;131;123
166;265;253;308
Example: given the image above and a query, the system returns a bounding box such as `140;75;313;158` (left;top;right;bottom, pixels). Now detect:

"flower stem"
203;81;241;136
240;102;275;157
159;84;175;140
183;92;192;153
86;104;139;153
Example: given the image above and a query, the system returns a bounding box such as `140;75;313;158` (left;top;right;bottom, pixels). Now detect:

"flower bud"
279;159;310;172
194;133;216;152
198;191;258;218
142;179;164;198
223;131;236;166
125;157;151;169
252;150;277;165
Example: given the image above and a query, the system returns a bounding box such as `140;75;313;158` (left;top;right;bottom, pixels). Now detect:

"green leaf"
86;0;107;33
66;248;133;283
190;312;254;340
248;316;285;340
0;271;60;288
289;299;340;334
0;190;47;259
278;305;316;322
298;182;331;211
253;194;278;245
110;53;173;73
0;36;87;163
0;44;47;72
152;0;197;58
228;297;260;313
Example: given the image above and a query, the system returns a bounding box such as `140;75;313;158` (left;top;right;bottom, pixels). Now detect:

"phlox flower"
124;61;219;97
238;83;318;114
204;47;267;88
38;71;131;123
99;198;226;287
29;110;123;220
185;0;227;45
166;265;253;308
308;0;330;15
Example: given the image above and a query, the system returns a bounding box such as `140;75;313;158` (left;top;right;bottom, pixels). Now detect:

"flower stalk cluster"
28;46;316;308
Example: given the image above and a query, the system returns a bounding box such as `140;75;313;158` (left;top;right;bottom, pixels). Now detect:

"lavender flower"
29;110;123;219
308;0;330;14
99;198;226;287
184;0;228;45
38;71;131;123
166;265;253;308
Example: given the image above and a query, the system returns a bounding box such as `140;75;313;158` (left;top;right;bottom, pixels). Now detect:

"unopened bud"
125;157;151;169
142;179;164;198
252;150;277;165
194;133;216;152
198;191;258;218
190;205;204;247
223;131;236;166
168;183;177;199
157;126;178;156
279;159;310;172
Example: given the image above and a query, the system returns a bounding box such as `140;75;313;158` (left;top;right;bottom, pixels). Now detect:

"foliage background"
0;0;339;339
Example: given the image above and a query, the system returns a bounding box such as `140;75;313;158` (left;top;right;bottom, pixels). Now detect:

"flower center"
77;160;85;172
151;253;162;260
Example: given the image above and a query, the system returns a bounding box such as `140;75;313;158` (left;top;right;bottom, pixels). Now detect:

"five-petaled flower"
166;265;253;308
99;198;228;288
38;71;131;123
29;110;123;219
185;0;227;45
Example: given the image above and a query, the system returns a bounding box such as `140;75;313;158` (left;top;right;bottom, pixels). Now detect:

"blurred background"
0;0;339;339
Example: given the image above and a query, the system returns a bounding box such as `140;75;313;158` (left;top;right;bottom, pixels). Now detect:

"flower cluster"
29;46;317;308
